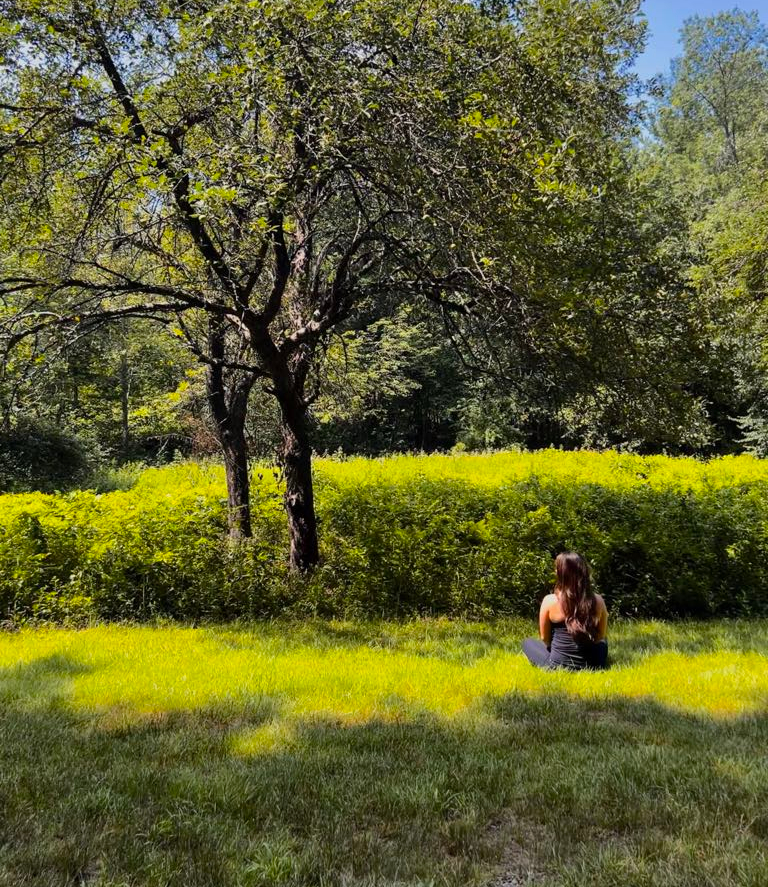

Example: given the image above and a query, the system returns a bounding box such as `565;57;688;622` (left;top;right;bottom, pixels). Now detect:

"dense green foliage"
1;6;768;489
2;5;768;578
643;9;768;452
0;421;91;492
3;450;768;622
1;0;670;556
0;323;196;473
0;0;722;494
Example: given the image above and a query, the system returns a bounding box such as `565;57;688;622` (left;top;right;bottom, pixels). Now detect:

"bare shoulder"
540;592;557;610
594;593;608;613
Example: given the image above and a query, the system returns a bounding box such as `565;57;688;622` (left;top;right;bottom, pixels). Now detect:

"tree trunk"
206;317;254;539
278;397;319;571
119;349;130;456
220;414;252;539
247;316;320;570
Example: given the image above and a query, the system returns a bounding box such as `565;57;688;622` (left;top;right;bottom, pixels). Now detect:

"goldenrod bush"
2;451;768;621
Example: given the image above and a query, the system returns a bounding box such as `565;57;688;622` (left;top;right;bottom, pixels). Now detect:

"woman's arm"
539;594;555;648
595;594;608;641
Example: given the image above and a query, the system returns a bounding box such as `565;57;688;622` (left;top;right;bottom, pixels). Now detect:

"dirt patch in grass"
487;815;550;887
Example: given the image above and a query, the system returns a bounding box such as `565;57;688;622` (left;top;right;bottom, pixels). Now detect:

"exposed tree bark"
247;311;321;570
220;415;251;539
277;392;319;572
206;317;255;539
119;349;130;456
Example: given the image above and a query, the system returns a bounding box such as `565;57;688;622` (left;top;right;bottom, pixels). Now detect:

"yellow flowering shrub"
1;451;767;621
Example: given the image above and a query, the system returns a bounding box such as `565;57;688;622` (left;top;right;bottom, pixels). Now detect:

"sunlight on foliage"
3;451;768;621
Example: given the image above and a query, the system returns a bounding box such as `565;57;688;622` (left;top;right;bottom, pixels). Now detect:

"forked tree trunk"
278;395;319;572
207;317;254;539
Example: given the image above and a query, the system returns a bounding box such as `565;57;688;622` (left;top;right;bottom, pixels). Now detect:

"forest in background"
1;4;767;492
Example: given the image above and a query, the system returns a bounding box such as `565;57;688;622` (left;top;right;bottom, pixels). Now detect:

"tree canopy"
1;0;663;567
5;3;768;567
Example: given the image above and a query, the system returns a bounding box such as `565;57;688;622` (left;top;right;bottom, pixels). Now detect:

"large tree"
1;0;646;568
645;8;768;452
655;9;768;169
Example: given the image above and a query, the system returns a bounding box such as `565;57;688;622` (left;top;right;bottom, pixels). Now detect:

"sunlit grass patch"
1;619;767;723
0;619;767;886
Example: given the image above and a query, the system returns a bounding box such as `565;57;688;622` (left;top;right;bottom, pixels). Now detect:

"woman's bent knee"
522;637;551;668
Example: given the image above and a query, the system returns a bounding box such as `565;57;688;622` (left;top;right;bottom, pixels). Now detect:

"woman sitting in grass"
522;551;609;671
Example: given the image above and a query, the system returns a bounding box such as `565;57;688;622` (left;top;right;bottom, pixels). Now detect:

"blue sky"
634;0;768;81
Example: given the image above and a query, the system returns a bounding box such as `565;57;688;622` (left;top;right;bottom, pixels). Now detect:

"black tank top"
549;620;595;669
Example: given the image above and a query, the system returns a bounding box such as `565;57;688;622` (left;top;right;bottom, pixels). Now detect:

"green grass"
1;619;767;886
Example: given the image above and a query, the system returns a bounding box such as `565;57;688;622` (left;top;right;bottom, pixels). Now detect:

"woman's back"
547;590;607;669
548;619;598;669
521;552;609;671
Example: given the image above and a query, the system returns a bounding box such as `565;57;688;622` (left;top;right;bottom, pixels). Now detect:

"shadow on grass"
0;652;95;705
1;654;768;886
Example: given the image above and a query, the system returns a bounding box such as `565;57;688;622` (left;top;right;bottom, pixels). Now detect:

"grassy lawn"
1;620;767;886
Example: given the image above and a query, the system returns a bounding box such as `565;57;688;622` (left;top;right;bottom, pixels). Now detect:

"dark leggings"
522;638;609;671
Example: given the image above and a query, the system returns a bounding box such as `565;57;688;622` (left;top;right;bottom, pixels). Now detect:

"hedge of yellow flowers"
2;450;767;621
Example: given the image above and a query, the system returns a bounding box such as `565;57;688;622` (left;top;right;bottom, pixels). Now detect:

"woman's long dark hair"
555;552;599;642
